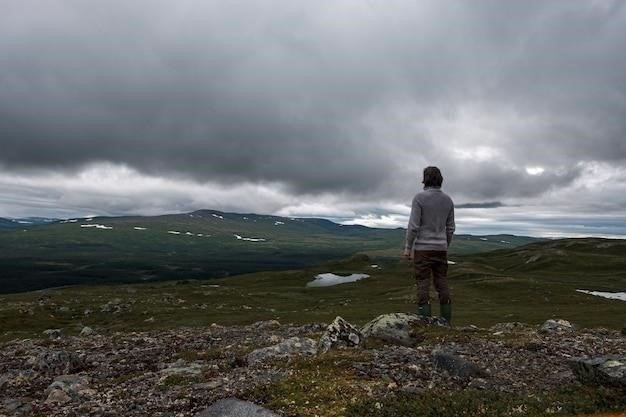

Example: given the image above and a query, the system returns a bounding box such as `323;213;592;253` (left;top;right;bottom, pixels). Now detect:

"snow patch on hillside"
234;234;266;242
576;290;626;302
307;273;370;287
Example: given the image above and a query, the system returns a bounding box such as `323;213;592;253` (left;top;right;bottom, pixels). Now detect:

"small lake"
576;289;626;302
306;273;370;287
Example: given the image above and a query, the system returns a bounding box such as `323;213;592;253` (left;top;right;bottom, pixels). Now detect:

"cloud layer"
1;1;625;235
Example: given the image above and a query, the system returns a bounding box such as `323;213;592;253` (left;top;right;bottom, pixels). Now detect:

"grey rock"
31;351;83;376
361;313;447;347
42;328;63;339
539;319;575;334
433;350;486;379
569;356;626;386
161;359;205;376
247;337;317;364
318;316;362;353
196;398;279;417
79;326;95;337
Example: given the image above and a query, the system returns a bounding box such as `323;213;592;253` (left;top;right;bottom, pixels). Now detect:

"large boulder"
318;316;362;353
196;398;278;417
247;337;317;365
539;319;575;334
361;313;447;347
569;356;626;386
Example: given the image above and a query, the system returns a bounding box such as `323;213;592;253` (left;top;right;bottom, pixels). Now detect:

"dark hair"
422;166;443;187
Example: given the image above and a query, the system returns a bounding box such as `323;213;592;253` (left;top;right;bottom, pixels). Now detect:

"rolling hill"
0;209;542;293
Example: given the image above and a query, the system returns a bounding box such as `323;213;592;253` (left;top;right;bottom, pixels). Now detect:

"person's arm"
404;196;421;256
446;204;455;247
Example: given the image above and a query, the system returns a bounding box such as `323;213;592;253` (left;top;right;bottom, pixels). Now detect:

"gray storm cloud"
1;0;626;221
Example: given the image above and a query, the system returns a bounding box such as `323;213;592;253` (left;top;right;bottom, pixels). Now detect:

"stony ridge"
1;315;624;416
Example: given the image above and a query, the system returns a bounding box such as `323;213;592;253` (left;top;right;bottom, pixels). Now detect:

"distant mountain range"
0;217;58;229
0;209;545;293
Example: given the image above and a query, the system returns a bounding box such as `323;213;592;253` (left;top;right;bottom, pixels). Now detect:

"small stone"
79;326;95;337
32;351;83;376
42;329;63;339
196;398;279;417
252;320;281;330
489;322;530;333
433;350;487;379
45;389;71;405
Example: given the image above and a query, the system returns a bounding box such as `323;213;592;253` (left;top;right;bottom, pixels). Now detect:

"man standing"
404;166;455;323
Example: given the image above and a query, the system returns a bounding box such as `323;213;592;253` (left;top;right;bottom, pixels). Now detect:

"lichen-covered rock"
433;350;487;379
318;316;362;353
539;319;575;334
161;359;205;376
31;351;83;376
361;313;447;347
247;337;317;364
196;397;279;417
568;356;626;386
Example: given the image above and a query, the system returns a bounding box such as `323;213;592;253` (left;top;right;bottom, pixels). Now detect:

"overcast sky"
1;0;625;237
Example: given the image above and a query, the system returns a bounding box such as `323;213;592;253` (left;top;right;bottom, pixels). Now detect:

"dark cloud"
456;202;505;209
1;0;626;222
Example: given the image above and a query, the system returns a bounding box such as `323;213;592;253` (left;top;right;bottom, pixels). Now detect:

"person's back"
404;166;455;323
410;188;454;251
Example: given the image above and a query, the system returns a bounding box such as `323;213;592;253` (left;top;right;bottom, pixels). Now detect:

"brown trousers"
413;250;451;305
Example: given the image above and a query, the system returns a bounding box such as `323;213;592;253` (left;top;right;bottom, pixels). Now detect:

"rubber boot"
440;303;452;324
417;303;432;317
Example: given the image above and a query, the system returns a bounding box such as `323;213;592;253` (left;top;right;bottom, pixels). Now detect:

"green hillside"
0;210;542;293
1;237;623;342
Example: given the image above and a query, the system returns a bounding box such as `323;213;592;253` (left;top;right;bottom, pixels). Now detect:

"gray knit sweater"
405;187;455;251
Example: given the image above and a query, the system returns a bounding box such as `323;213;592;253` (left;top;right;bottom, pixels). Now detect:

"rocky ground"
1;315;625;417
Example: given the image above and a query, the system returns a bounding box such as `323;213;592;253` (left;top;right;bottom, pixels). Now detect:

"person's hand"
402;249;412;260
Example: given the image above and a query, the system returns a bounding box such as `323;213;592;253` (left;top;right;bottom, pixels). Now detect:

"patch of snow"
17;220;32;224
370;264;379;268
307;273;370;288
81;224;112;230
68;219;78;223
576;290;626;302
197;233;203;237
500;240;510;244
447;260;456;265
168;231;181;235
134;227;147;230
212;214;224;219
274;221;285;225
233;234;266;242
86;218;93;222
243;217;248;220
185;232;194;236
479;238;488;241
